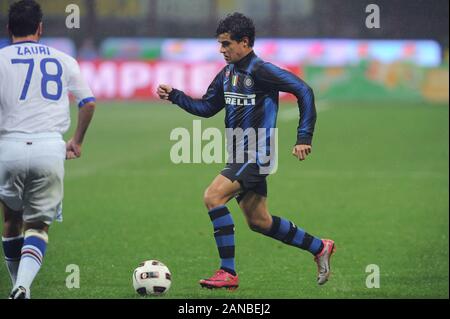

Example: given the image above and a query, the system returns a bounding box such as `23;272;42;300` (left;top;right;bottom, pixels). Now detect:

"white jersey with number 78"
0;41;94;135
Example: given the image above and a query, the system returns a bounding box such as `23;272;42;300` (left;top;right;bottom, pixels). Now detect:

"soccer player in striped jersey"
0;0;95;299
157;12;335;290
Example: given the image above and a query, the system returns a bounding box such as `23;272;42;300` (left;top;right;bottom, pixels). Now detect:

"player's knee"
3;213;23;237
24;221;49;234
203;188;225;211
3;220;22;237
248;221;262;233
247;217;271;234
24;228;49;243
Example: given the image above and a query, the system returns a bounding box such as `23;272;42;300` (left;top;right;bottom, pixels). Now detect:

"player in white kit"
0;0;96;299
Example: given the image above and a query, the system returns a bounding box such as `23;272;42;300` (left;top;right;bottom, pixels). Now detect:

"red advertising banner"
79;60;301;100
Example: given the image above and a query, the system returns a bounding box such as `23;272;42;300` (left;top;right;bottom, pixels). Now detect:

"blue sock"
208;206;236;275
15;230;48;294
264;215;324;255
2;235;24;286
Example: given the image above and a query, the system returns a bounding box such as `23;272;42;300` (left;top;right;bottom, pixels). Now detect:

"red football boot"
199;269;239;290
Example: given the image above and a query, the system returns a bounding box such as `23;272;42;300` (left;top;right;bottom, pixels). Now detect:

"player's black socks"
208;206;236;274
264;215;324;255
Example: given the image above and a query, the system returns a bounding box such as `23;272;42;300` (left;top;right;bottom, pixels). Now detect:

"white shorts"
0;132;66;225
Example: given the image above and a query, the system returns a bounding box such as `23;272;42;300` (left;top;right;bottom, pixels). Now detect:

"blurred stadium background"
0;0;448;298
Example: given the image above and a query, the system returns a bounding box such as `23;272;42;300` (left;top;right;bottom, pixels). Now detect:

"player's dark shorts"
220;162;268;203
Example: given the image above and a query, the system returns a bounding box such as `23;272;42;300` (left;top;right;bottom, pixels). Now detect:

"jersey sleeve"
66;56;95;108
255;62;317;145
0;54;4;88
0;56;4;111
168;68;225;118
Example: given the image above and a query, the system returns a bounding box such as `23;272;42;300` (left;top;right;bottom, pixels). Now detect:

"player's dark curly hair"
216;12;256;47
8;0;43;37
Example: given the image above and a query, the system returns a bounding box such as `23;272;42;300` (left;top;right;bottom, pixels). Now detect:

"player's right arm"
157;69;225;118
65;57;96;160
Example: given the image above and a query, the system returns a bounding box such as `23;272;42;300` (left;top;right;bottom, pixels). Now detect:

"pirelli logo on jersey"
224;92;256;106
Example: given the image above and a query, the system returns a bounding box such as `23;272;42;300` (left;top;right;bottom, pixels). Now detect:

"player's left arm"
66;101;95;160
66;58;96;160
255;63;316;161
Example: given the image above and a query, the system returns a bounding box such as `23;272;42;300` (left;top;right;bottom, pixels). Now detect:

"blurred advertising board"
2;38;442;68
304;61;448;102
101;38;163;60
79;60;448;103
102;38;442;67
79;60;300;100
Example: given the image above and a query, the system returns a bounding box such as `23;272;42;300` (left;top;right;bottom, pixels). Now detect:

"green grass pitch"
0;100;448;298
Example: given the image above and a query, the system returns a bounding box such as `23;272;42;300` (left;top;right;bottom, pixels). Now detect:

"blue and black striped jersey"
168;51;317;156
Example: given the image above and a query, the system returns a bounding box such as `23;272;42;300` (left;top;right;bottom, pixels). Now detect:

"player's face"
217;33;250;64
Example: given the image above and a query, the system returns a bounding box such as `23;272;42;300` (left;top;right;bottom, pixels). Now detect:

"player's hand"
157;84;173;100
66;138;82;160
292;144;312;161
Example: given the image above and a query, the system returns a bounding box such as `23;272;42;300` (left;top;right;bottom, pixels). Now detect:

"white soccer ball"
132;260;172;296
